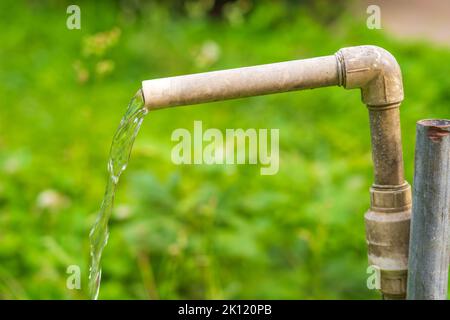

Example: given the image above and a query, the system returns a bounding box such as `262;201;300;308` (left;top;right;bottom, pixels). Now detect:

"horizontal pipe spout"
141;45;411;299
142;56;339;110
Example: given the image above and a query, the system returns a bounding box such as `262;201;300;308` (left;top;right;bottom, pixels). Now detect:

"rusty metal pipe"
142;55;339;109
336;46;411;299
368;107;405;186
141;45;411;299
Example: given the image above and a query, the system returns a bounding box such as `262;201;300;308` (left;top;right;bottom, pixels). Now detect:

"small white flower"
195;40;221;68
36;189;70;212
113;204;133;220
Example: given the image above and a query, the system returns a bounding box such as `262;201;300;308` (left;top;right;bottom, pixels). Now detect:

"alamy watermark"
66;5;81;30
366;5;381;30
171;121;279;175
366;265;381;290
66;265;81;290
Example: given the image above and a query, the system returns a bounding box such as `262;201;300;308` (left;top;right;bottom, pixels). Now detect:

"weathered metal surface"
367;106;405;186
365;183;411;299
337;46;410;299
407;119;450;300
142;56;339;110
336;45;404;106
142;45;411;299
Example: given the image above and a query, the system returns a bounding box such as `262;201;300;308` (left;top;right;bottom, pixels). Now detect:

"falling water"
88;89;147;299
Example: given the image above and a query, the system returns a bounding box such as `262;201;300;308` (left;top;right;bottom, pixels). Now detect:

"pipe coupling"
336;45;404;106
370;182;411;213
365;182;411;299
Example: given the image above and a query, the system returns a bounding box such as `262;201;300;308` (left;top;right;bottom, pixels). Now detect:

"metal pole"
407;119;450;300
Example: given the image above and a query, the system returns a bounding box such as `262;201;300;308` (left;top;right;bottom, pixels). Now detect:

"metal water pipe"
142;45;411;299
407;119;450;300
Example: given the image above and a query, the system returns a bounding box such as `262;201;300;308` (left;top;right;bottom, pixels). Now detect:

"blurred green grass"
0;0;449;299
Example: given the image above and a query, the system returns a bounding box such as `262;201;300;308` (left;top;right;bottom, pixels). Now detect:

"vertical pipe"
368;105;405;186
365;103;411;300
407;119;450;300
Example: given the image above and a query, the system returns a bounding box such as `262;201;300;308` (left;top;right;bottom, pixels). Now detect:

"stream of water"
88;89;147;299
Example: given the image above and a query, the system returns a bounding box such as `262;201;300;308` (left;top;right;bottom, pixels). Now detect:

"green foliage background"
0;0;449;299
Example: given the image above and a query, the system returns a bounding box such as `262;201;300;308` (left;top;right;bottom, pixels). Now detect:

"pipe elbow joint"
336;45;404;107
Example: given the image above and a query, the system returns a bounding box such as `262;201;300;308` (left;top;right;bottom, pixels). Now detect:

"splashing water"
89;90;147;299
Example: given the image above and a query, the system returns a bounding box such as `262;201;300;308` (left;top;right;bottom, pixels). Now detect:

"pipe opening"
138;88;146;106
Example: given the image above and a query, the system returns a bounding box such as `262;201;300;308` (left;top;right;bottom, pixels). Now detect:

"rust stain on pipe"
420;120;450;142
428;127;450;142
